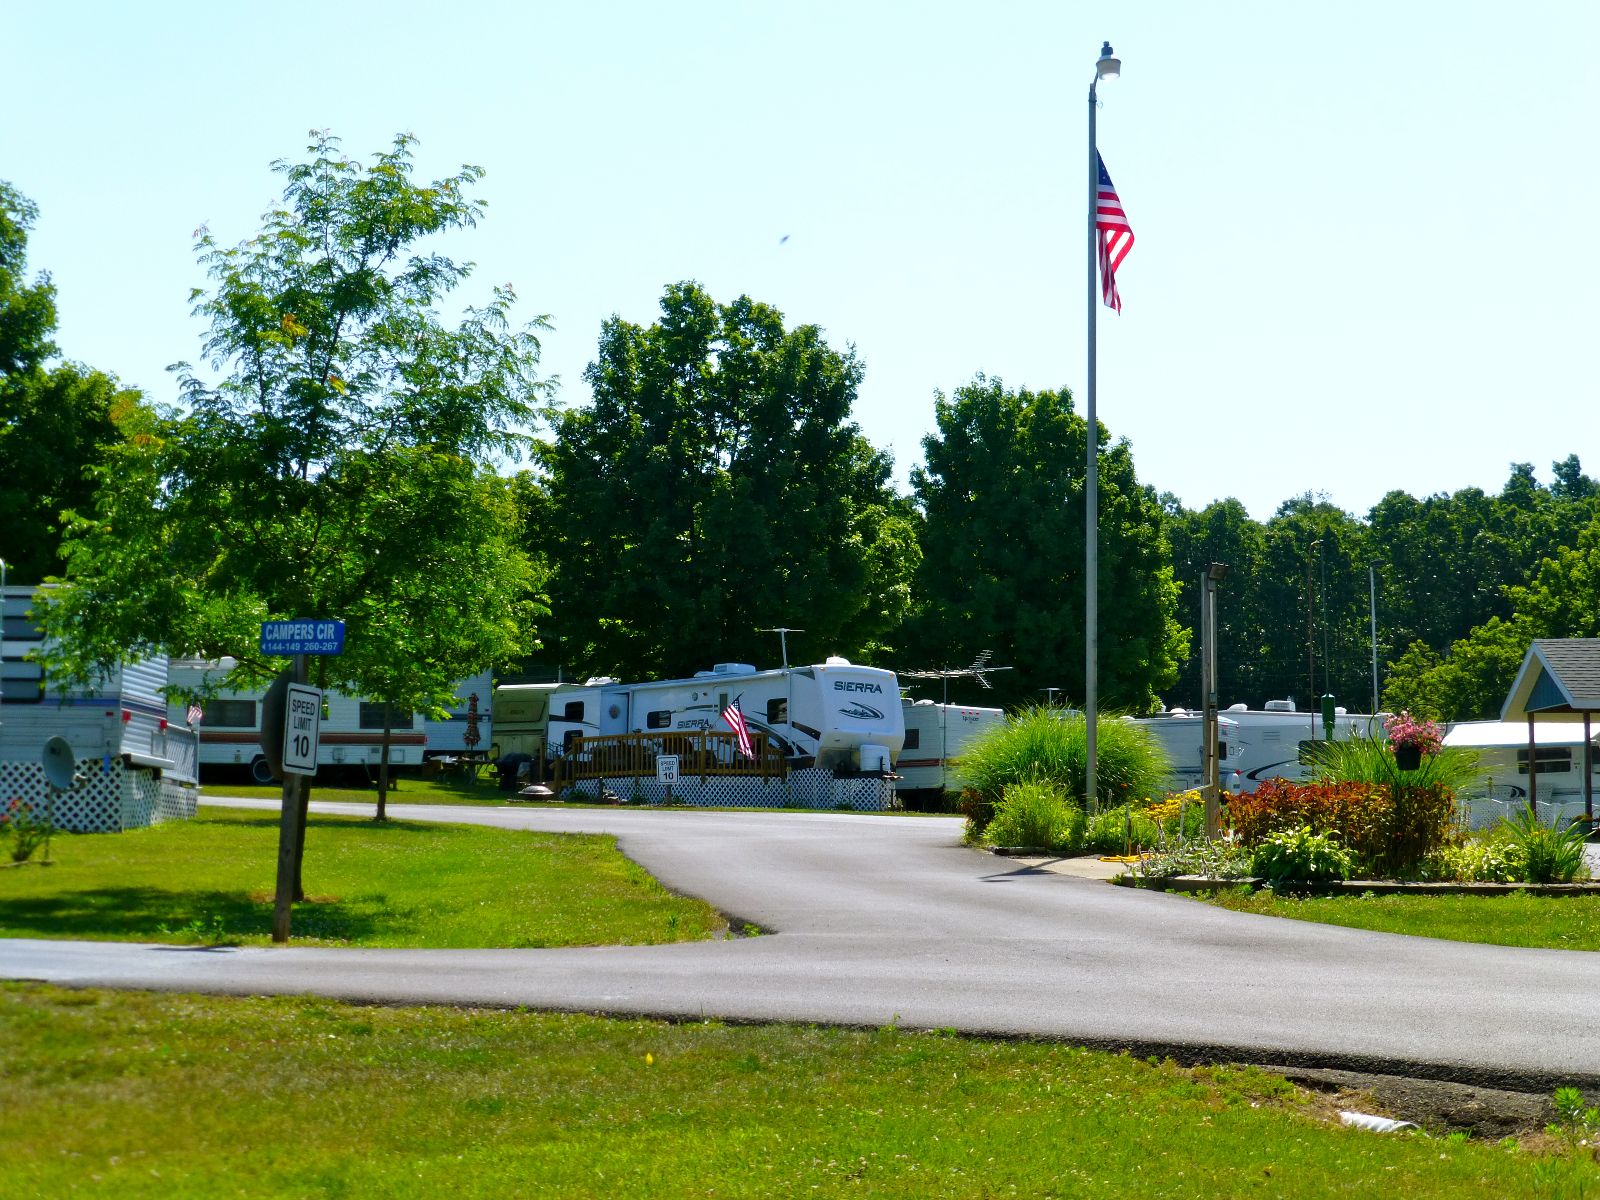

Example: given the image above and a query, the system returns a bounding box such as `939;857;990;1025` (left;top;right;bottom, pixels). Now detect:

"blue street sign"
260;619;345;656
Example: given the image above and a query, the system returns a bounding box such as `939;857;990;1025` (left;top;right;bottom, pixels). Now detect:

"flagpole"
1085;60;1100;815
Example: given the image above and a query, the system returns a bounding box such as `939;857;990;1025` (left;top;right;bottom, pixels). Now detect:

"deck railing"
552;730;787;788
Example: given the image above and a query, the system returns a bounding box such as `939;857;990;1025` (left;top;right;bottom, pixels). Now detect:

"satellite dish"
42;736;78;791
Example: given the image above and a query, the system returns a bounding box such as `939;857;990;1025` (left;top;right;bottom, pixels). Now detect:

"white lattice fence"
0;757;196;833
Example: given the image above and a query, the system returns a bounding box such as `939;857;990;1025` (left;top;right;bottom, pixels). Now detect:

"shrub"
1419;836;1523;883
955;707;1171;836
982;781;1085;852
1132;839;1254;883
1249;826;1354;887
1085;803;1162;856
1;798;51;864
958;789;995;844
1228;778;1456;879
1500;806;1591;884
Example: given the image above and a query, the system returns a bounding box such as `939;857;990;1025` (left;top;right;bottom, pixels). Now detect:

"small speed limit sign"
282;683;323;776
655;755;680;785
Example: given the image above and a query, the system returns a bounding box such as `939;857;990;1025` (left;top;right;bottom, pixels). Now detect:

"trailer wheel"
249;755;278;785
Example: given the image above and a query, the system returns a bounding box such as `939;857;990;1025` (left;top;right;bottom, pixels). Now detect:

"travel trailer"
1443;719;1598;830
544;658;904;774
0;585;197;831
896;698;1005;806
1134;701;1380;793
1124;710;1243;793
167;658;492;783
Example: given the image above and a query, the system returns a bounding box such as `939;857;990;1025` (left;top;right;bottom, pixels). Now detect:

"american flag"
187;702;204;726
1096;152;1134;313
721;695;755;760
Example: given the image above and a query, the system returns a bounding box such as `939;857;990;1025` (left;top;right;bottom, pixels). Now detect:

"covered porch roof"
1500;639;1600;723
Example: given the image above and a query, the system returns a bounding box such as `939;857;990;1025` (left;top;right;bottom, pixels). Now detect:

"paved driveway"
4;800;1598;1091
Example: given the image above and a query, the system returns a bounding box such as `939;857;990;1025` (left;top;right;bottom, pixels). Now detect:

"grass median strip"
1200;887;1600;951
1;983;1588;1199
0;808;725;948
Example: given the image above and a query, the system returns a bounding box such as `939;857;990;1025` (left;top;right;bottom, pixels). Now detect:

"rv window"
766;698;787;724
903;728;920;749
359;702;415;730
646;710;672;729
1218;741;1229;761
562;700;585;721
204;699;256;728
1517;747;1572;775
0;659;43;703
562;729;580;752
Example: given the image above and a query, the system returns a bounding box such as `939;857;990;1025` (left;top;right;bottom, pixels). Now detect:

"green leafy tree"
40;132;549;860
1381;512;1600;721
0;181;140;581
904;375;1183;711
543;281;917;680
1162;497;1271;708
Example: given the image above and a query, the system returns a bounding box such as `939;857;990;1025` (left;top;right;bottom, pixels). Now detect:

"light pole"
1368;563;1381;716
1085;39;1119;813
1201;562;1228;838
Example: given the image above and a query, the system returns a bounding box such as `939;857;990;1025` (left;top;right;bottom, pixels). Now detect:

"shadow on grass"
199;814;458;837
0;886;397;943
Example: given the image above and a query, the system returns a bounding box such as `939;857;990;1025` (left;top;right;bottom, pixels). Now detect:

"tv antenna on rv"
901;651;1014;703
760;628;805;669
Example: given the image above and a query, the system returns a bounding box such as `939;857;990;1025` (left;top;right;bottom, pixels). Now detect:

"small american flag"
1096;152;1134;313
187;703;204;726
721;695;755;760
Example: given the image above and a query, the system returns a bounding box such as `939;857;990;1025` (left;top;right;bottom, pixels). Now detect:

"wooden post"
1584;712;1593;832
1528;714;1538;820
271;653;308;944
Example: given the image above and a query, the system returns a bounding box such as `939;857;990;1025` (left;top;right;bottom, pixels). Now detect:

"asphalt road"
4;799;1599;1091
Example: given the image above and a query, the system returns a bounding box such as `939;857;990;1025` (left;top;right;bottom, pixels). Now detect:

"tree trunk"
376;704;392;821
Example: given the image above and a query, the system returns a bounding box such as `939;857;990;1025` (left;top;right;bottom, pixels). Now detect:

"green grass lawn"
0;808;724;948
2;983;1591;1199
1201;887;1600;950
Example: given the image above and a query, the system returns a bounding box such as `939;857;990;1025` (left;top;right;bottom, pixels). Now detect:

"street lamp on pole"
1085;39;1119;814
1368;563;1382;717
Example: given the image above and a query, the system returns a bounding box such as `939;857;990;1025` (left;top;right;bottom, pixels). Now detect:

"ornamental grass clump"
955;707;1170;840
1500;806;1591;884
1307;734;1480;794
981;781;1084;852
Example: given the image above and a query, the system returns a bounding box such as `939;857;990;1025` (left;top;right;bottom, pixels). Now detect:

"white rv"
546;658;904;774
1134;701;1380;792
168;659;492;783
896;698;1005;805
1124;710;1243;793
1;585;197;831
1443;719;1599;830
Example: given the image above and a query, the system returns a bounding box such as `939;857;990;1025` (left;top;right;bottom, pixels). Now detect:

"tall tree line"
1163;459;1600;720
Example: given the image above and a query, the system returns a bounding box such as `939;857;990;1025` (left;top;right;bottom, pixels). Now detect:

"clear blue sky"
7;1;1596;520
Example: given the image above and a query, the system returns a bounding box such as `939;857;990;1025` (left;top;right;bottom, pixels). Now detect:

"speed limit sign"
282;683;323;776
